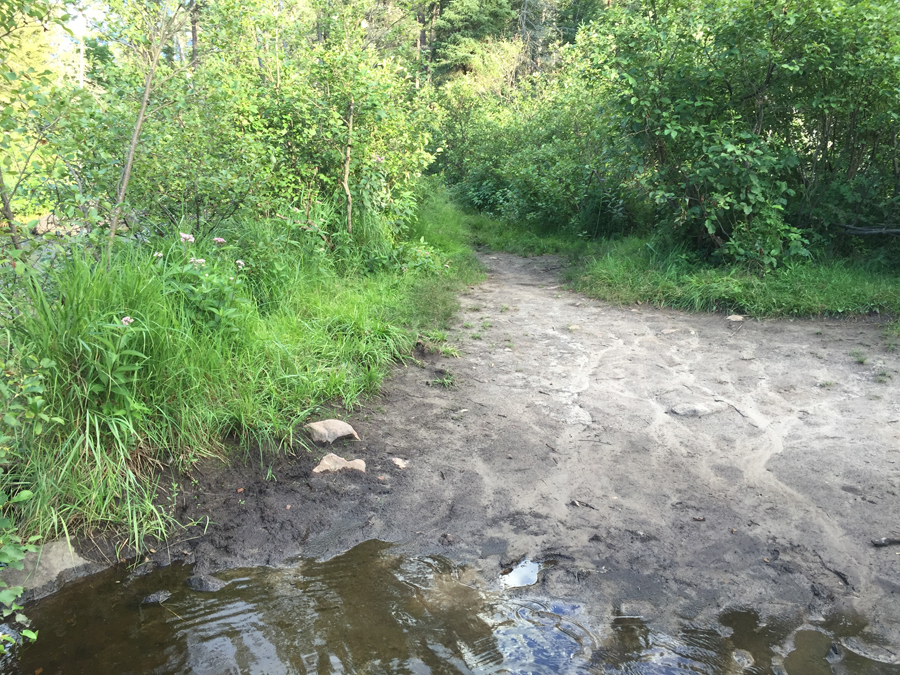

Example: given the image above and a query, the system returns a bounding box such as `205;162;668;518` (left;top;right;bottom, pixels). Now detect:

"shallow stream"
10;540;900;674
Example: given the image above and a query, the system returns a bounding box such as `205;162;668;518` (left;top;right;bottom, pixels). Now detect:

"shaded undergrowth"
468;212;900;334
0;193;483;553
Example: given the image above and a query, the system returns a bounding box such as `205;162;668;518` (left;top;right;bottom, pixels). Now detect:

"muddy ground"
80;252;900;655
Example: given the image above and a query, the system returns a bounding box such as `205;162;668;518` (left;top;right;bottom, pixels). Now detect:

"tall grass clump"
0;193;478;553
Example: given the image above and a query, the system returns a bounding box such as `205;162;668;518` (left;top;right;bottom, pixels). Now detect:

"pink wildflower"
153;252;163;258
235;260;245;269
180;232;195;243
213;237;226;245
121;316;135;326
189;257;206;266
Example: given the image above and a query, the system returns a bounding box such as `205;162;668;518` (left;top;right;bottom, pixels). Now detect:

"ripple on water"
12;540;900;675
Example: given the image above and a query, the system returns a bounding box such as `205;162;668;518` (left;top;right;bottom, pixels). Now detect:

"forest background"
0;0;898;638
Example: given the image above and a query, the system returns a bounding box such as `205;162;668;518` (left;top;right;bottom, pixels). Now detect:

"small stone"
568;324;581;331
312;453;366;474
141;590;172;605
669;402;727;418
439;533;455;546
391;458;409;469
662;329;678;334
726;315;745;322
670;403;711;417
125;561;158;583
304;419;360;445
185;575;229;593
732;649;754;669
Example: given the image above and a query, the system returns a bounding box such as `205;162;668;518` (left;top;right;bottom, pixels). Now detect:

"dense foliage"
444;0;900;267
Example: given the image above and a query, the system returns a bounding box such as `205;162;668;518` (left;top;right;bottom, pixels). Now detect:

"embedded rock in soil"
125;562;158;583
312;453;366;474
184;574;229;592
304;419;360;444
668;403;724;418
141;590;172;604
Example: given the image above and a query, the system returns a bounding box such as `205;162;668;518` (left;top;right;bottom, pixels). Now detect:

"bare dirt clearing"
150;252;900;656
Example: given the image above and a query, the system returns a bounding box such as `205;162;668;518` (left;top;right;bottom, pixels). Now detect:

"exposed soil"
80;252;900;651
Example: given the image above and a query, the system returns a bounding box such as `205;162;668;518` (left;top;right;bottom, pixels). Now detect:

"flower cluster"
235;260;245;270
213;237;226;245
153;251;163;258
189;258;206;266
121;316;135;327
374;155;385;163
180;232;195;243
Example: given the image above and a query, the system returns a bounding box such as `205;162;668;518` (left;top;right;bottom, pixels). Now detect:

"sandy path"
341;253;900;648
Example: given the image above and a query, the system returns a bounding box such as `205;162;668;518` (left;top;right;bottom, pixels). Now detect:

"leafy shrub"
0;357;56;651
445;0;900;267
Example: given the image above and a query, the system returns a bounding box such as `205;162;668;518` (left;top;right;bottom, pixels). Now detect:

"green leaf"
10;490;34;504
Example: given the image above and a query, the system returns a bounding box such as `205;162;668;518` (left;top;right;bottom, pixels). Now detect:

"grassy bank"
0;193;483;553
468;215;900;333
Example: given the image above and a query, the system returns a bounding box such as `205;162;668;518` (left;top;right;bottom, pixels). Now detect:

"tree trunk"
0;161;21;250
415;19;423;89
342;98;355;234
106;32;165;259
191;2;199;67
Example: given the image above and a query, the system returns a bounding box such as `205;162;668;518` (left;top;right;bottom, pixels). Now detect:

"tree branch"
842;224;900;236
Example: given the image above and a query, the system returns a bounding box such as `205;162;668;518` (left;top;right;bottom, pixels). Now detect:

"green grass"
469;214;900;323
0;190;484;554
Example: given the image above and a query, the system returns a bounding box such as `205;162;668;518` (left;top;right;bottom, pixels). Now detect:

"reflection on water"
499;559;542;589
12;540;900;674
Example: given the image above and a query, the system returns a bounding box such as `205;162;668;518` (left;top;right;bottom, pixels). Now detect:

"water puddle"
499;558;542;588
8;540;900;674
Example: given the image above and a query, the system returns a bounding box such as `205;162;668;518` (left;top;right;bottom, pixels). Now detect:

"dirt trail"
157;252;900;651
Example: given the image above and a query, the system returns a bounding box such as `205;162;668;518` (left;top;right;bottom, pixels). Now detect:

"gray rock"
670;403;711;417
669;402;728;418
125;561;158;583
184;575;229;592
141;590;172;604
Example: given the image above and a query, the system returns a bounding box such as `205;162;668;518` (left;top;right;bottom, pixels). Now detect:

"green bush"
444;0;900;267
